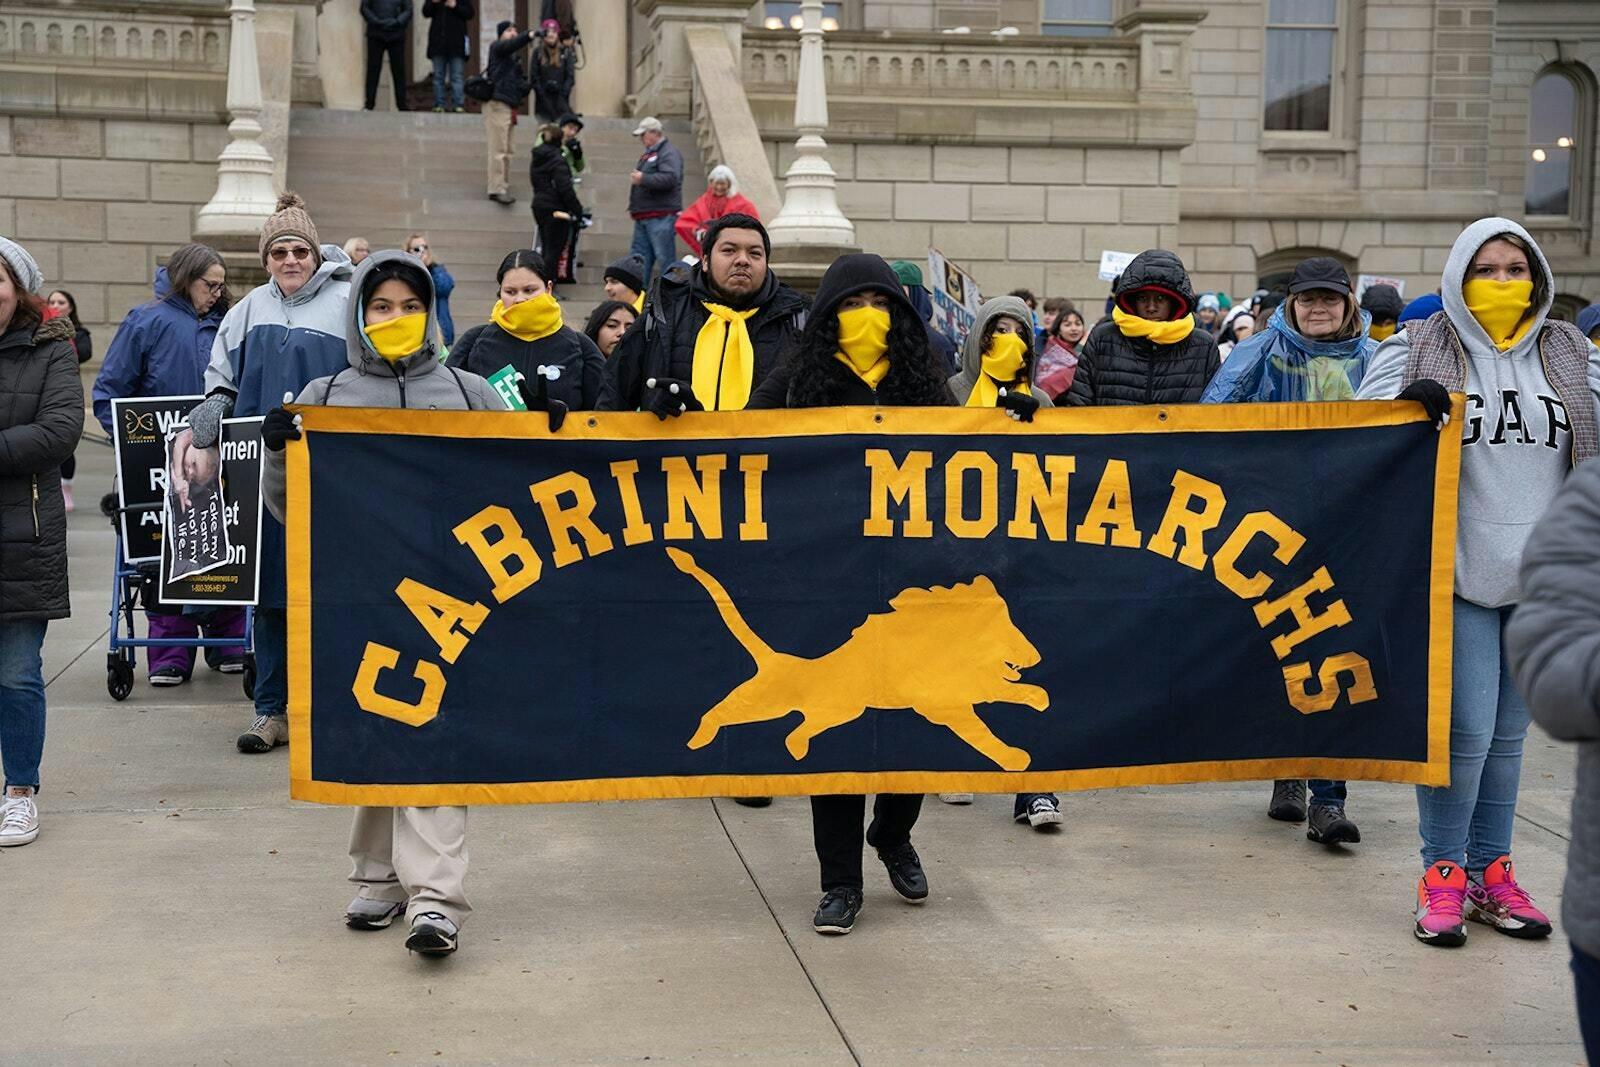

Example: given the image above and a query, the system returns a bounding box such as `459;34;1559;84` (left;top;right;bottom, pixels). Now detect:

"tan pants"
483;100;515;196
348;805;471;927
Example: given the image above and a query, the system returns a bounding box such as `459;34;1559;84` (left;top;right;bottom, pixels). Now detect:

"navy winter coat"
92;268;225;435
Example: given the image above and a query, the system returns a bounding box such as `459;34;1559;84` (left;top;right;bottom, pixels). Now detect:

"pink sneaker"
1414;860;1467;947
1466;855;1553;939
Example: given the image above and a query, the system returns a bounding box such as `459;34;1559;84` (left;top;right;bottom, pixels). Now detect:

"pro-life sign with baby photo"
158;417;266;606
284;402;1462;807
112;395;203;562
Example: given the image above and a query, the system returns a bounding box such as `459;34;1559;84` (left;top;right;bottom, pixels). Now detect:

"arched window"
1526;68;1581;217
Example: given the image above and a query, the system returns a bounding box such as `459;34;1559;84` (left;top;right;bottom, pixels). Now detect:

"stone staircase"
283;109;707;331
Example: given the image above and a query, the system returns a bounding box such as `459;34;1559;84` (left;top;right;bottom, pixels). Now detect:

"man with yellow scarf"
608;214;806;419
1064;249;1220;407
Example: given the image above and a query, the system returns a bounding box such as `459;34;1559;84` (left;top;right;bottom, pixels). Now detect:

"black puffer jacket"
486;31;533;106
447;320;613;411
0;315;83;622
1065;249;1220;406
530;139;582;217
607;266;807;411
422;0;475;58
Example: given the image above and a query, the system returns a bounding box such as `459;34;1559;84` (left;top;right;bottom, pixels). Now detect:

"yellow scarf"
691;303;759;410
1368;322;1396;342
967;332;1031;408
1463;279;1535;352
491;293;563;342
833;306;892;388
1113;306;1196;345
363;312;428;362
632;291;645;313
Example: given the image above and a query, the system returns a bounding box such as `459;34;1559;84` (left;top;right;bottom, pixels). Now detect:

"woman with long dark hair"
44;289;90;510
582;299;636;359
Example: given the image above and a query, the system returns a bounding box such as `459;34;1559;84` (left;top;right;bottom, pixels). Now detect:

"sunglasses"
268;245;314;262
410;245;428;254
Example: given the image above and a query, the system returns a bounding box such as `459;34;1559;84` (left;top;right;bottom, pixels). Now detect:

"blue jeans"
1310;779;1345;807
254;607;288;719
1575;943;1600;1064
0;619;47;792
630;214;679;288
1417;597;1530;870
432;55;465;110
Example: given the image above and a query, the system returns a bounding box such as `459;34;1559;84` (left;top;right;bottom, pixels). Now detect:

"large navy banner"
286;402;1459;805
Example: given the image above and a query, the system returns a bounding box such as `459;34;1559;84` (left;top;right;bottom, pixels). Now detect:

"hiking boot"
1268;779;1307;822
938;793;974;805
405;912;458;955
733;796;772;808
1466;855;1553;939
1306;804;1360;845
237;714;289;753
1414;861;1468;947
150;666;189;687
1016;794;1063;829
812;887;863;935
877;842;929;903
346;897;406;930
0;791;40;847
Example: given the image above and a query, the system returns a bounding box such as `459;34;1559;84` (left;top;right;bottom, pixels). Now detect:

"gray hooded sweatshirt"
1356;217;1600;608
263;250;505;524
947;295;1054;408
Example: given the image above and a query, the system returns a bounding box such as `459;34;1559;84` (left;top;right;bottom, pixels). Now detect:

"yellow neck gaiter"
632;291;645;313
492;293;563;342
1113;306;1197;345
363;312;428;362
1368;321;1396;342
833;306;891;388
1463;279;1535;352
692;303;759;410
967;331;1031;408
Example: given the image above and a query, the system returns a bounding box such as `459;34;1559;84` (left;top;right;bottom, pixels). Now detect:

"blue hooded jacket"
92;267;226;434
1201;301;1377;404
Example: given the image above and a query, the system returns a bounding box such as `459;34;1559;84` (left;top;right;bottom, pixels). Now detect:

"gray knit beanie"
0;236;43;294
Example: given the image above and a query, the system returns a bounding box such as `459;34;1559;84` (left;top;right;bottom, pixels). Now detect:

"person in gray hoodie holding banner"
261;250;506;957
1506;461;1600;1060
1356;216;1600;949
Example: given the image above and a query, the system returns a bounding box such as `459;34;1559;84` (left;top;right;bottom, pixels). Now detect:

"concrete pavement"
7;438;1588;1064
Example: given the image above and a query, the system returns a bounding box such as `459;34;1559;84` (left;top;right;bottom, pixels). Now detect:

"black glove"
644;377;704;420
997;387;1040;423
517;367;568;433
1397;378;1451;429
260;406;302;452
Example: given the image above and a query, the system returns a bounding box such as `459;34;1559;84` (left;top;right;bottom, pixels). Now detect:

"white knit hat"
0;236;43;293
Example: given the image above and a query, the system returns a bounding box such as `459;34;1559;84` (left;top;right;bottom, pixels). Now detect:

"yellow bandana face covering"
1112;306;1197;345
492;293;563;342
833;306;892;388
968;331;1031;408
1368;322;1396;342
363;312;428;362
1462;279;1535;351
692;303;760;410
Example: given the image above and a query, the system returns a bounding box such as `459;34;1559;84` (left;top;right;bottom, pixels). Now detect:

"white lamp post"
767;0;856;248
196;0;279;237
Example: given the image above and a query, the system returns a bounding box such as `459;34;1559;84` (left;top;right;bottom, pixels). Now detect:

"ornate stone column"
766;0;856;290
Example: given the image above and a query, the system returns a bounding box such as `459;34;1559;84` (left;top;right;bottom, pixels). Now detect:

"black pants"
365;35;408;111
59;455;75;480
1576;942;1600;1064
534;211;570;282
811;793;922;892
534;87;569;122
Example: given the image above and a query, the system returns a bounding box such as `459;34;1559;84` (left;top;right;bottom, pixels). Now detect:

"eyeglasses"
203;281;225;294
268;245;313;263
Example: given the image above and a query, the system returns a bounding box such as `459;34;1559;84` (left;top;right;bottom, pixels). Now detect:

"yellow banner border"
287;400;1460;804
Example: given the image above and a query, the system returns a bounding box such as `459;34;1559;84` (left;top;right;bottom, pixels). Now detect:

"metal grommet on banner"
873;413;884;424
1158;409;1168;421
587;416;597;428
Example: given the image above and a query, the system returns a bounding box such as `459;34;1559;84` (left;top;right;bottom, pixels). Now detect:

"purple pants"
147;609;246;675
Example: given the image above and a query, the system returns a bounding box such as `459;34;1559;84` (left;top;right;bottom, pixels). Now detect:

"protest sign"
927;248;982;349
110;395;203;563
1356;274;1407;300
1098;250;1136;282
160;417;265;606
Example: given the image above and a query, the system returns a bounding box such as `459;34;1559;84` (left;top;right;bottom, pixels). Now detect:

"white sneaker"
0;792;40;846
345;896;406;930
405;911;458;955
938;793;974;805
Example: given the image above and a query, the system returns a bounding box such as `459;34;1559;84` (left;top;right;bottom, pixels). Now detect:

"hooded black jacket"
422;0;475;58
447;319;613;412
530;139;582;217
747;253;954;410
606;265;807;411
1065;249;1220;406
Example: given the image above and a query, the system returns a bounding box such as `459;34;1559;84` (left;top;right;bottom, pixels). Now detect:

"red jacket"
675;190;760;255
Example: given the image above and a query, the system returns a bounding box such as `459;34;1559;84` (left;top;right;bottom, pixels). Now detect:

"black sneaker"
149;667;189;687
733;796;772;808
405;911;458;955
1015;794;1064;830
876;842;929;903
1268;779;1307;822
1306;804;1361;845
813;887;863;934
217;655;246;675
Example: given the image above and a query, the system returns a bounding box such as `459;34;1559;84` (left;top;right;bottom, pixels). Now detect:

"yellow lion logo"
666;548;1050;771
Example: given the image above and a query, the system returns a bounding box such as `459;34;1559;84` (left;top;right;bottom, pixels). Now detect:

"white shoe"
0;792;40;846
346;896;406;930
938;793;974;805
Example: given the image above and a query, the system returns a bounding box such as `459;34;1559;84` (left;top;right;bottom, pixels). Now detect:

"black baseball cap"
1288;257;1353;297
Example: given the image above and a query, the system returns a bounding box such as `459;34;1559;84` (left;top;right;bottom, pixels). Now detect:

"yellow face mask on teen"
1369;322;1396;342
1462;278;1535;351
836;306;891;375
363;312;428;362
492;292;563;342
